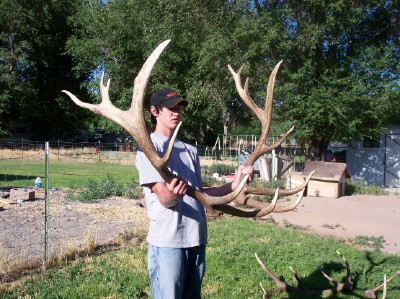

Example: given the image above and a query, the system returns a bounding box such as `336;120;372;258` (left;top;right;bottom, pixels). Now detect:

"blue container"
34;177;42;188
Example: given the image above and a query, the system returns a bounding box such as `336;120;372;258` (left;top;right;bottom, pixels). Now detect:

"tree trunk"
303;138;330;161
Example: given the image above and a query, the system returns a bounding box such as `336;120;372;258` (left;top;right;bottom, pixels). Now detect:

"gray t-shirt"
135;133;207;248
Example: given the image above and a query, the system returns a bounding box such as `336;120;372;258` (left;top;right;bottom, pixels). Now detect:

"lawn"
0;217;399;299
0;159;138;189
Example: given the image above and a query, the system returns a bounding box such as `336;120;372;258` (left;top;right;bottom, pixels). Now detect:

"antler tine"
257;250;399;298
228;64;263;120
382;274;387;299
208;61;311;217
263;61;282;133
245;169;314;197
61;73;126;128
211;188;279;218
365;271;400;299
256;253;290;297
129;39;171;115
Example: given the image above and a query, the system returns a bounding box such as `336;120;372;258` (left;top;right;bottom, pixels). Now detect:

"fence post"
21;138;24;159
57;139;60;161
44;141;49;262
98;140;101;162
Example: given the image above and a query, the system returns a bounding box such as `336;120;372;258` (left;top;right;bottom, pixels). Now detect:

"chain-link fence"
0;139;143;281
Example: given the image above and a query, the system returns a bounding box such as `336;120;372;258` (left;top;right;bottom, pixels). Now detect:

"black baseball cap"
150;88;188;108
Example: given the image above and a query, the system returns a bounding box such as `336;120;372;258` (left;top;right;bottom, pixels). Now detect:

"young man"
135;88;253;299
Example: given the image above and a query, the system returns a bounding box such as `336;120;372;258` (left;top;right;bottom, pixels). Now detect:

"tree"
250;0;400;160
64;0;399;156
65;0;248;144
0;0;89;140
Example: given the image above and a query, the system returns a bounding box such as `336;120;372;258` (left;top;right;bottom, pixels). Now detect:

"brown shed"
302;161;351;198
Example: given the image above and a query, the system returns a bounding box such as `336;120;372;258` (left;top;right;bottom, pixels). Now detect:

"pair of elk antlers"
256;251;400;299
62;39;312;217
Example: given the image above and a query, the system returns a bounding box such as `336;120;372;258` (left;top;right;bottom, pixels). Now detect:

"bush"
345;178;388;196
202;174;221;187
66;175;143;202
208;163;236;175
249;178;286;190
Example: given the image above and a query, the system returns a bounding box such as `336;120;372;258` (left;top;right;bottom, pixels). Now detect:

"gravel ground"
0;189;148;275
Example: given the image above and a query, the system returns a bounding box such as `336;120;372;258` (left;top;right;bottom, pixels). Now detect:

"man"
135;88;253;299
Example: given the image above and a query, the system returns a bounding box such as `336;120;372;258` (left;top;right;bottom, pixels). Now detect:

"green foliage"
350;235;386;253
2;0;399;155
201;174;220;188
208;163;236;176
282;219;311;231
270;1;400;158
345;179;388;196
65;175;143;202
201;163;236;187
0;246;150;299
206;218;400;298
249;178;286;190
0;0;90;139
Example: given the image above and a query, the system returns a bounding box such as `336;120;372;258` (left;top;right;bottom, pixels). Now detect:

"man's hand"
150;177;187;208
167;177;188;197
231;165;254;191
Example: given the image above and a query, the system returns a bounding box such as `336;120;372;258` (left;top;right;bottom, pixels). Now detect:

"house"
287;161;351;198
346;125;400;187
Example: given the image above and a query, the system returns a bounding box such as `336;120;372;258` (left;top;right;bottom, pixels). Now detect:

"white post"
272;149;277;180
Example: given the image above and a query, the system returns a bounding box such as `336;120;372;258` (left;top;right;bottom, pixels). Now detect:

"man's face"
152;104;183;131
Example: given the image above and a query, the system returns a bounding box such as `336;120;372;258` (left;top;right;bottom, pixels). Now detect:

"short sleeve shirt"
135;133;207;248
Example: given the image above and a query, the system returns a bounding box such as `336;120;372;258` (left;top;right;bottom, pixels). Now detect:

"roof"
302;161;351;181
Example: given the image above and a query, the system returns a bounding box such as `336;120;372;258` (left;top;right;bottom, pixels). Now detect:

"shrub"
202;174;222;187
351;235;386;252
66;175;143;202
345;178;388;195
208;163;236;175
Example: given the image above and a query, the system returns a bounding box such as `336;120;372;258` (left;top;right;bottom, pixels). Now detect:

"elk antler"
212;63;314;217
256;251;399;299
62;39;311;217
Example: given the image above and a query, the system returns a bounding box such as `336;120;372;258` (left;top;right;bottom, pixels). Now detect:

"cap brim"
162;97;188;108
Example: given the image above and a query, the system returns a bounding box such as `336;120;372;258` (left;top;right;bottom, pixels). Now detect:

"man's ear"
150;105;159;117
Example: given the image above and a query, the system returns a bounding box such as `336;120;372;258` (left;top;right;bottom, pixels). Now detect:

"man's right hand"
149;177;187;208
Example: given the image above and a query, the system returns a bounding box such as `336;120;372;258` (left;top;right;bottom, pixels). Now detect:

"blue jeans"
148;244;206;299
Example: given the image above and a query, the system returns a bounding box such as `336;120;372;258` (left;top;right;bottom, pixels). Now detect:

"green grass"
0;159;138;189
1;218;399;299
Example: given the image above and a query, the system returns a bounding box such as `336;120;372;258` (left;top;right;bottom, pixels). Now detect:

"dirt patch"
269;191;400;254
0;189;148;268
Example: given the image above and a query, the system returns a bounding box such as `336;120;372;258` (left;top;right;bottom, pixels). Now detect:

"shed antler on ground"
62;39;312;217
256;251;400;299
